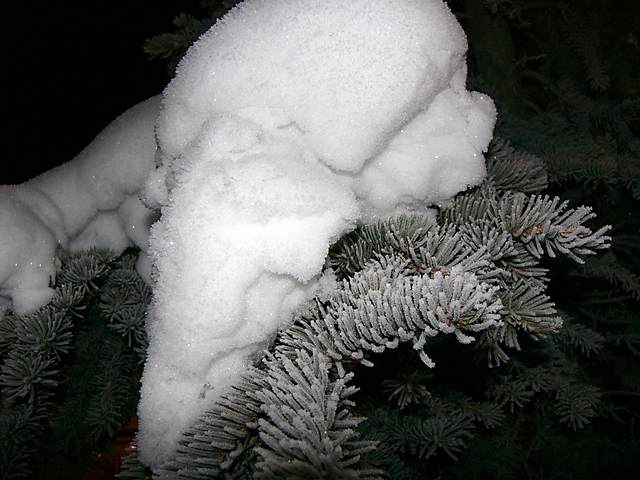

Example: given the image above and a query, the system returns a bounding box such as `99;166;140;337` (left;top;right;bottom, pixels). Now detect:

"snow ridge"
0;97;159;313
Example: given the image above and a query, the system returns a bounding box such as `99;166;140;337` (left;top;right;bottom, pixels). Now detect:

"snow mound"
140;114;358;466
0;97;159;313
139;0;496;468
158;0;468;172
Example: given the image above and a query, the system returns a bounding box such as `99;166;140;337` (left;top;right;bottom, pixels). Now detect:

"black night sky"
6;1;203;185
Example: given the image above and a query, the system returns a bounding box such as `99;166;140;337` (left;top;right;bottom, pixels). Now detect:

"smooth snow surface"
0;97;159;313
139;0;496;468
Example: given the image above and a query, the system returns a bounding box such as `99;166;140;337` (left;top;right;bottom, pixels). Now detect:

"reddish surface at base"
34;415;138;480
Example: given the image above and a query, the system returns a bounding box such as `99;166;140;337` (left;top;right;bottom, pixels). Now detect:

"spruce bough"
116;138;610;479
0;138;618;479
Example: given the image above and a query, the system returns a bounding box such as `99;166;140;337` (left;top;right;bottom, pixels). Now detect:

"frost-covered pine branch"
131;249;505;479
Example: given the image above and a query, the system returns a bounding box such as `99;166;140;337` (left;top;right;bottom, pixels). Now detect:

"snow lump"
138;0;496;468
0;97;160;314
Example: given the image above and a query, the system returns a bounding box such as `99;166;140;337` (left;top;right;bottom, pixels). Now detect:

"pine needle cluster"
0;250;150;479
115;139;613;479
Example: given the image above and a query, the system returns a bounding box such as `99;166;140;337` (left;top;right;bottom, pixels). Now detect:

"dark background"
5;0;202;185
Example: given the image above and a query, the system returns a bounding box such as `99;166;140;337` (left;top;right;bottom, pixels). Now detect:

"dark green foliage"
486;137;547;193
0;249;151;479
0;249;112;479
382;370;432;409
553;312;605;357
579;251;640;301
99;269;151;353
465;0;639;108
451;4;640;474
358;393;504;478
144;13;212;74
144;1;239;74
115;450;152;480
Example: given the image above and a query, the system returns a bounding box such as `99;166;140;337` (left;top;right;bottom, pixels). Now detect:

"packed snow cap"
138;0;496;468
0;97;159;314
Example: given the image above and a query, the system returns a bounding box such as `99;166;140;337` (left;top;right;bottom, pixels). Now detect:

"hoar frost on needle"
138;0;496;469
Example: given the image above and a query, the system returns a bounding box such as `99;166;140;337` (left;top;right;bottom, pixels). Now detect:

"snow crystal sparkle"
138;0;496;468
0;97;159;313
0;0;496;469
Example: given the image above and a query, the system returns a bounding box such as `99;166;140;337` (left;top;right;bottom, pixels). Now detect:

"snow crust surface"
139;0;496;468
0;97;159;313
